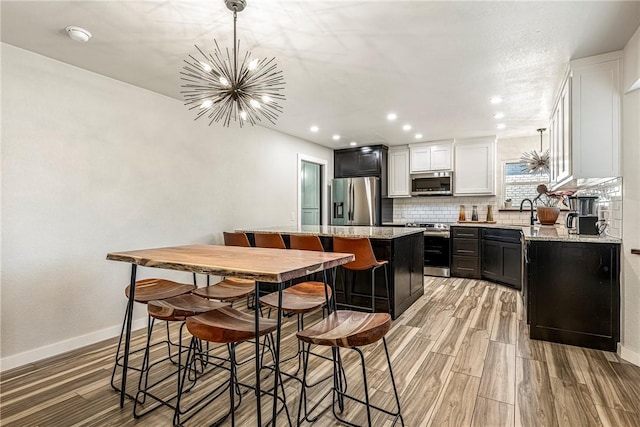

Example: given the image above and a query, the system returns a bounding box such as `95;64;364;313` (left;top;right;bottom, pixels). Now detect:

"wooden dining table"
107;244;354;425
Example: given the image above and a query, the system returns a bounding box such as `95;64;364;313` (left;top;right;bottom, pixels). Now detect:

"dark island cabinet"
481;228;522;289
527;240;620;351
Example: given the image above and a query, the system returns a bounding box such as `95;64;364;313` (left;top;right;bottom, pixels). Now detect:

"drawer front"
452;227;479;239
453;239;479;256
482;228;522;244
452;256;480;278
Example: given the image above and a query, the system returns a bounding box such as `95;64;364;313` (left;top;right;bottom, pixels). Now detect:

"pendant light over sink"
520;128;550;174
180;0;285;127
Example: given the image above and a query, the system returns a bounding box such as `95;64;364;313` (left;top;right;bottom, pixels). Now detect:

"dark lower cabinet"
481;229;522;289
451;227;481;279
527;240;620;351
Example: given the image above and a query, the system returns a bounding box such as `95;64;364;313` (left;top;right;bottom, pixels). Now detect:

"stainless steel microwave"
410;172;453;196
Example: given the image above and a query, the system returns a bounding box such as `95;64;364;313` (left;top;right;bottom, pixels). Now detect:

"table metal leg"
120;264;137;408
271;281;284;425
254;280;262;426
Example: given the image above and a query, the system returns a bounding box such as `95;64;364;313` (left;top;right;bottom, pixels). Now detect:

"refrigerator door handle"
348;180;353;221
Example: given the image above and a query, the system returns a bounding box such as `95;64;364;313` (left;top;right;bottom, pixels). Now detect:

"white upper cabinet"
388;147;411;197
550;51;622;189
409;140;453;173
454;137;496;196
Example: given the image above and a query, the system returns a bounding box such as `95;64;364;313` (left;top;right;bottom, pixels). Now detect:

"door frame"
297;154;328;227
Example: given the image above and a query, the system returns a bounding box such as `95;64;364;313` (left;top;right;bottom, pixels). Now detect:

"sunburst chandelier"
180;0;285;127
520;128;550;174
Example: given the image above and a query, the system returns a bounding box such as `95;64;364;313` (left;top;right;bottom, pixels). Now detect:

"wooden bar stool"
333;236;391;313
110;278;196;396
296;310;404;426
182;306;292;426
253;232;287;249
192;232;255;305
133;294;228;422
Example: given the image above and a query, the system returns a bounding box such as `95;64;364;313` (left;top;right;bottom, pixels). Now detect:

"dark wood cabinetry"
527;240;620;351
450;227;481;278
334;145;388;196
481;229;522;289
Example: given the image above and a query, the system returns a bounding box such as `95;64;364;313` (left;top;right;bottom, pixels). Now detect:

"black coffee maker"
565;196;600;235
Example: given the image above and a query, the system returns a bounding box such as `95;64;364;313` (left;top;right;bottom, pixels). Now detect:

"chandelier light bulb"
240;111;248;120
261;95;272;103
219;76;230;87
248;58;259;70
249;99;261;109
200;99;213;109
200;62;212;73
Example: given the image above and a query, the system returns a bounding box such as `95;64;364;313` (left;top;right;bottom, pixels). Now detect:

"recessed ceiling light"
493;112;505;119
387;113;397;121
415;133;423;140
490;96;503;104
310;125;319;132
402;124;412;131
332;134;340;141
65;26;92;42
350;141;357;146
496;123;506;129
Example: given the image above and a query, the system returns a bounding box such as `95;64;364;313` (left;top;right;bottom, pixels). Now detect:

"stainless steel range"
406;223;451;277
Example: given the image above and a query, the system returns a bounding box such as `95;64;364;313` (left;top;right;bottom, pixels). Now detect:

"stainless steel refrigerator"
331;177;380;226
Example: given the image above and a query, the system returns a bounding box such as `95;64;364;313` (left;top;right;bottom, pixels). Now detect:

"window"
503;161;549;207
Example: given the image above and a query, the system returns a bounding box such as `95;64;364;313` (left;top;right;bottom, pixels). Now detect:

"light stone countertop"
236;225;424;239
452;222;622;244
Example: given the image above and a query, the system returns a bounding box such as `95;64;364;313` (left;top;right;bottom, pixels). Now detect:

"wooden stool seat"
192;277;255;302
147;294;228;321
260;282;332;314
296;310;391;348
333;237;387;271
186;306;278;344
125;278;196;303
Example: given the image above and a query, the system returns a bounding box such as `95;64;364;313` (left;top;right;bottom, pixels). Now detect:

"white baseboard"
0;318;147;372
619;344;640;366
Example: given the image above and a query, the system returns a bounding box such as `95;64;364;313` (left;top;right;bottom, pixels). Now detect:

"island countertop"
236;225;424;239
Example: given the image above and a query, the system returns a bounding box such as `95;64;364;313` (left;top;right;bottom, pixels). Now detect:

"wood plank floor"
2;277;640;426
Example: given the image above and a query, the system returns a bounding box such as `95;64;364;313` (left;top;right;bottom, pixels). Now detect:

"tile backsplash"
579;177;622;238
392;196;564;225
391;177;622;238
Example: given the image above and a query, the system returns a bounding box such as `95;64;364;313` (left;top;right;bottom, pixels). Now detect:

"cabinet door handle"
457;233;475;237
458;249;475;254
459;267;474;271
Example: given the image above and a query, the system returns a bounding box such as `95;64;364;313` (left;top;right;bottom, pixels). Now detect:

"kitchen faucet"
520;198;537;226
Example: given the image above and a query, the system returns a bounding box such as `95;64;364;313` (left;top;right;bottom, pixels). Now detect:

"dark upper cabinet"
334;145;388;196
527;240;620;351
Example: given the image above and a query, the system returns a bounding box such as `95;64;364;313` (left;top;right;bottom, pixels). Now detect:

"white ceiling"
2;1;639;149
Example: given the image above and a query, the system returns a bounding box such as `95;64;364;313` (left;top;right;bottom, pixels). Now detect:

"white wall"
0;44;333;369
621;26;640;365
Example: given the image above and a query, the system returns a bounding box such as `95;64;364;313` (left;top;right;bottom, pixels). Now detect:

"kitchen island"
236;225;424;319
